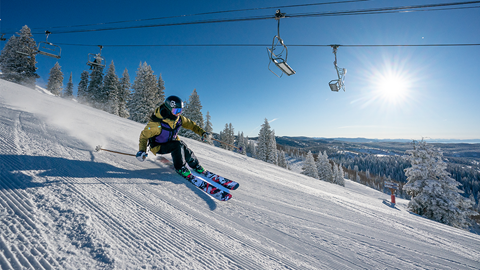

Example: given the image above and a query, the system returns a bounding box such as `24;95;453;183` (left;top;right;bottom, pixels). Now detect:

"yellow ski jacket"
138;106;205;155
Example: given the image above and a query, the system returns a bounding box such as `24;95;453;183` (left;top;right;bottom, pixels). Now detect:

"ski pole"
95;145;136;156
211;138;243;152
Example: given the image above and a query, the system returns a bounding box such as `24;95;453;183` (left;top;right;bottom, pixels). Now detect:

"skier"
136;95;211;178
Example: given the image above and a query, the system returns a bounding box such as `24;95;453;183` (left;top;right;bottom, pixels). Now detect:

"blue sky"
2;0;479;140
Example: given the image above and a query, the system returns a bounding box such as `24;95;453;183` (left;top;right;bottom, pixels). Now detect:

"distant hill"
276;136;480;160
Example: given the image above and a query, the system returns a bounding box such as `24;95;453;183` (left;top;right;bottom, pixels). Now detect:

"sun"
378;75;408;100
373;72;411;104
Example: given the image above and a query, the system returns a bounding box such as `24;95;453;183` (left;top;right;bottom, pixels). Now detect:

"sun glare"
356;58;418;110
373;72;411;104
378;75;408;99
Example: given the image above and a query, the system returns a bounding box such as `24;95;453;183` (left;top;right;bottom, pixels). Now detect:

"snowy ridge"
0;79;479;269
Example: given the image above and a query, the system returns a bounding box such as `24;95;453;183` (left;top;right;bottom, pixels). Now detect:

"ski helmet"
164;95;184;115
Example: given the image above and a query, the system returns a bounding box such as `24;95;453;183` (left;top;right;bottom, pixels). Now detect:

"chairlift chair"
37;31;61;59
329;67;347;92
0;34;6;41
87;45;105;69
267;10;295;77
329;45;346;92
267;47;295;77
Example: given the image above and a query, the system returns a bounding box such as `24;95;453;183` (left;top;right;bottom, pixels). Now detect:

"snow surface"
0;79;479;269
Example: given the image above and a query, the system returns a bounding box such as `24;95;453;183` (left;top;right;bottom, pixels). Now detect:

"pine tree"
247;138;256;157
219;124;230;150
77;71;89;104
46;62;63;96
256;118;271;162
267;130;278;165
0;25;39;88
332;163;339;184
179;89;204;140
228;123;235;149
302;151;319;179
88;65;104;108
403;139;478;228
237;132;246;155
333;163;345;186
278;149;288;169
103;61;120;115
156;73;166;107
129;62;159;123
337;164;345;186
317;151;333;183
118;68;131;118
204;111;214;145
63;72;74;99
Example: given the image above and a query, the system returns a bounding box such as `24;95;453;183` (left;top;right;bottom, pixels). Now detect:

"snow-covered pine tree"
332;162;339;185
0;25;39;88
77;71;89;104
338;164;345;186
278;149;288;169
219;124;230;150
243;134;249;150
334;163;345;186
129;62;158;123
317;151;333;183
267;130;278;165
256;118;272;162
204;111;214;145
88;65;104;108
228;123;235;149
302;151;319;179
179;89;204;140
156;73;165;107
403;139;478;229
46;62;63;96
237;132;246;155
63;72;74;99
247;138;256;157
103;61;120;115
118;68;131;119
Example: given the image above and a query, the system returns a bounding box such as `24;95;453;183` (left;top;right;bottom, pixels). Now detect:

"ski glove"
136;151;148;162
201;132;211;142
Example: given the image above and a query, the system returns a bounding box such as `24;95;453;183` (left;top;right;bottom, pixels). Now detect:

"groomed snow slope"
0;79;479;269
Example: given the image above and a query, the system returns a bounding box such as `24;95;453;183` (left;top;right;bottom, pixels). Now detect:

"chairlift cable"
6;1;478;35
285;1;480;18
21;0;371;32
54;43;480;47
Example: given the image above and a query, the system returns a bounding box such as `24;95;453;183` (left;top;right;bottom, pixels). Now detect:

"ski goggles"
172;107;183;115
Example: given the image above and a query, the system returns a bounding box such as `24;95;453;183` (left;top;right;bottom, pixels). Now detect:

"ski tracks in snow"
0;105;309;269
0;109;63;269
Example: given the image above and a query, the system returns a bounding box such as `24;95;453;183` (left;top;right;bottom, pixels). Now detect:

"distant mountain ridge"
312;137;480;144
275;136;480;160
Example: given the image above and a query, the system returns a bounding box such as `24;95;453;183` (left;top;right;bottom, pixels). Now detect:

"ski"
157;156;232;201
199;170;240;190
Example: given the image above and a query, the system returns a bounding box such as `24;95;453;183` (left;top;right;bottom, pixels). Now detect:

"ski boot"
177;166;194;180
193;164;205;174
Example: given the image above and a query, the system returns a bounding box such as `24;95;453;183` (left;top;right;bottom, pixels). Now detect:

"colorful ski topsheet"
201;170;240;190
157;156;232;201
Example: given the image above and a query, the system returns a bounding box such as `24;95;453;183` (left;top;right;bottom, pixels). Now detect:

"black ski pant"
157;140;199;170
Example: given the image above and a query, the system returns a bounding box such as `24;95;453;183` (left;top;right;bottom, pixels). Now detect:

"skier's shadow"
0;154;218;211
143;167;218;211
